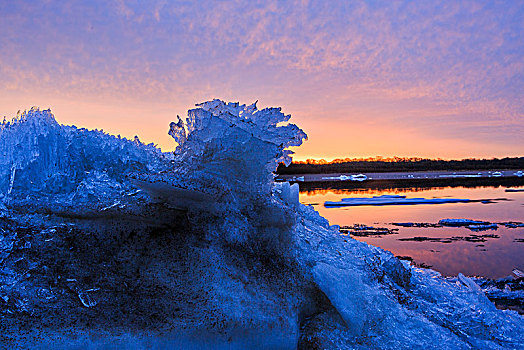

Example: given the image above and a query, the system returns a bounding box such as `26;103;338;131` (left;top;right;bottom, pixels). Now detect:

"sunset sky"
1;1;523;161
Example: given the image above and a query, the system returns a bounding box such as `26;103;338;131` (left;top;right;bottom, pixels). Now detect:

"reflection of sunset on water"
302;186;454;196
302;185;524;278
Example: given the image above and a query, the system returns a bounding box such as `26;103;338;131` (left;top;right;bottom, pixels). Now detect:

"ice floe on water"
1;101;523;348
439;218;490;226
439;173;482;178
324;194;515;207
322;174;368;181
439;219;524;231
390;219;524;230
339;224;399;236
506;188;524;192
325;194;471;207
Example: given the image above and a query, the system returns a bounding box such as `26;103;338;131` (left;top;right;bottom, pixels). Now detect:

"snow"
1;101;523;348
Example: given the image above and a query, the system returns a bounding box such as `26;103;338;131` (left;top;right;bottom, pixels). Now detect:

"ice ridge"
0;107;169;208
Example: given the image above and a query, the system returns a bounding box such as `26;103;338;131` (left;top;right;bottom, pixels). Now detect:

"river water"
300;182;524;279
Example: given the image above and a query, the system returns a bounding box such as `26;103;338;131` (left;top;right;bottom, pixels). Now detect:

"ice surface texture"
0;107;169;209
166;99;307;198
1;101;523;349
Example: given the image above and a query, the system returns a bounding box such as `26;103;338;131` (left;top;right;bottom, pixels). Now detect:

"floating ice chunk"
350;174;367;181
503;221;524;228
325;195;470;207
439;173;482;178
391;222;416;227
321;174;367;181
505;188;524;192
439;219;489;226
340;224;399;236
466;223;498;231
286;176;305;182
322;175;347;180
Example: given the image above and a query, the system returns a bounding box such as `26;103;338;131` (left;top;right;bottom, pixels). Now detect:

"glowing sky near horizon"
1;1;523;160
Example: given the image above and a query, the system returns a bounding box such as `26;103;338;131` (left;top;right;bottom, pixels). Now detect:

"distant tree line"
277;157;524;174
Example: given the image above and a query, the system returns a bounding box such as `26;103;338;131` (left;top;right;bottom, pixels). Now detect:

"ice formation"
167;99;305;193
0;107;170;210
1;101;523;348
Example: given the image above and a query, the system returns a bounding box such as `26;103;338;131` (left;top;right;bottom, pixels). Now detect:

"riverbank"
277;169;524;183
277;157;524;175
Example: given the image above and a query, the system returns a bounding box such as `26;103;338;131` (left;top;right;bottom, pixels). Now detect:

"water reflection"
300;177;524;194
300;180;524;279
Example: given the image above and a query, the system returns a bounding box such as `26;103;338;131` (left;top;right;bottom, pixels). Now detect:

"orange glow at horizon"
1;2;522;161
1;92;523;162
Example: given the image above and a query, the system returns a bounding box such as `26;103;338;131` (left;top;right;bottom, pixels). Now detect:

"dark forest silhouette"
277;157;524;174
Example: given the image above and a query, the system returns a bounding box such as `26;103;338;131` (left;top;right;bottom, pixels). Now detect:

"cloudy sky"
1;1;523;160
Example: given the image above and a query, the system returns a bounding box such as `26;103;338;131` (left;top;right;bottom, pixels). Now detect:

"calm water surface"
301;184;524;278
